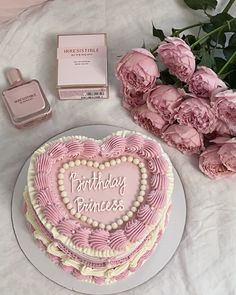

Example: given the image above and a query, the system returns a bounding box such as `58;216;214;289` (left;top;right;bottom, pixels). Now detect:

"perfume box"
57;33;108;99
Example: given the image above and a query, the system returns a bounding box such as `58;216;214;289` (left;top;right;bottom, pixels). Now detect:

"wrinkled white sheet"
0;1;235;294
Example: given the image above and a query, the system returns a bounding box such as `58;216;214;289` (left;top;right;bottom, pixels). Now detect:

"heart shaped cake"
24;130;174;284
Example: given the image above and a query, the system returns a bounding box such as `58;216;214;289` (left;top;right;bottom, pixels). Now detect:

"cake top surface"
27;130;173;254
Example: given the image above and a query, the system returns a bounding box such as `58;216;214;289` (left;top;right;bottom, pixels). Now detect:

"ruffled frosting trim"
56;219;79;237
125;134;144;153
36;188;54;207
137;204;157;225
44;204;67;226
150;173;168;191
88;229;110;251
82;140;100;159
34;173;48;190
47;142;68;161
35;153;52;173
65;140;84;157
101;135;126;157
72;228;91;247
147;156;168;174
109;230;127;251
124;220;146;242
147;190;167;209
138;139;161;159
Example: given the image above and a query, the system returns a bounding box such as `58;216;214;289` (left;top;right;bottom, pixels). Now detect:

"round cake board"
11;124;186;294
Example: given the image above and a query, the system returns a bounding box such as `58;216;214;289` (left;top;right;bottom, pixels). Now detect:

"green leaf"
210;12;233;27
224;70;236;88
217;17;236;33
207;14;236;33
183;34;197;46
229;18;236;32
220;68;236;79
171;28;177;35
202;23;214;33
211;31;226;46
220;64;236;75
198;47;215;67
229;33;236;46
152;24;165;41
214;57;227;72
159;69;177;85
203;23;226;47
223;46;236;60
184;0;217;10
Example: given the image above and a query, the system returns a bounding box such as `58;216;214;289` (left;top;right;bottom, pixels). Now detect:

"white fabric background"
0;0;47;24
0;1;236;294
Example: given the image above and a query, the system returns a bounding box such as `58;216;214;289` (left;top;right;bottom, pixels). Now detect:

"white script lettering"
74;196;125;213
70;171;126;196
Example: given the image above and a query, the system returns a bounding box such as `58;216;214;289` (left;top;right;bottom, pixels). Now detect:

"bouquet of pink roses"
116;0;236;179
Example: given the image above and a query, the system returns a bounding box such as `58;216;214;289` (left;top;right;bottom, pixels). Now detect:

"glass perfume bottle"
2;68;52;128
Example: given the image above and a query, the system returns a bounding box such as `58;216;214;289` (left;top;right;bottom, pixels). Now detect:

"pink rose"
210;136;231;145
162;124;204;154
122;87;145;111
157;37;195;82
146;84;184;123
211;89;236;125
175;97;217;134
189;66;226;98
131;104;169;136
214;119;236;136
116;48;160;92
218;139;236;172
199;145;234;179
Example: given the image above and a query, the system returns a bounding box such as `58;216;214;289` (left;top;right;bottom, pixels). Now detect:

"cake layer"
27;131;173;254
25;130;174;284
24;188;172;284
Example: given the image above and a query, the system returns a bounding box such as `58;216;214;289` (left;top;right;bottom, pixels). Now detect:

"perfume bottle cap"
6;68;23;85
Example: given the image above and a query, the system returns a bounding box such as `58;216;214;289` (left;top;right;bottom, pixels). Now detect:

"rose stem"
223;0;236;13
190;18;236;49
218;50;236;75
172;23;204;37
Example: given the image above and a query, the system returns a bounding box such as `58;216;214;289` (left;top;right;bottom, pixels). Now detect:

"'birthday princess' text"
69;171;126;213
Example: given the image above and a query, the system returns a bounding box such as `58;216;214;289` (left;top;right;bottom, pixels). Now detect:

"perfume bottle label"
57;46;106;59
4;81;46;118
59;87;107;99
14;93;37;104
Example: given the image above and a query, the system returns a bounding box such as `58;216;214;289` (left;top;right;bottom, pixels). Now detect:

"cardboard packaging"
57;33;108;99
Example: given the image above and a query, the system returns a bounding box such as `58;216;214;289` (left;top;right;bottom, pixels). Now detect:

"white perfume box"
57;33;108;99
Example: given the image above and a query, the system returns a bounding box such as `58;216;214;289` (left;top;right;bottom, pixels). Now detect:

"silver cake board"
11;124;186;294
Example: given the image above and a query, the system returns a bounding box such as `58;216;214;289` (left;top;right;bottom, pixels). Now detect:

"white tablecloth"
0;1;236;294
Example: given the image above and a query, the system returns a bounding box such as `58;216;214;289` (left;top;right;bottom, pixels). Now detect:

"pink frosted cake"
24;130;174;284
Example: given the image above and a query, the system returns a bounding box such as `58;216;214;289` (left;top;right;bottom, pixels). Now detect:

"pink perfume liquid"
2;68;52;128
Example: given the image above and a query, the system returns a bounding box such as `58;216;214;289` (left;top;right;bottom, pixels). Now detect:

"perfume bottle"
2;68;52;128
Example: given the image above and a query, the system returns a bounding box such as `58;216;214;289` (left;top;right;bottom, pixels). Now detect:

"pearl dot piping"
57;156;148;230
